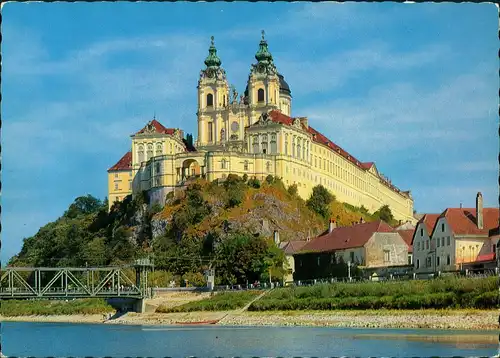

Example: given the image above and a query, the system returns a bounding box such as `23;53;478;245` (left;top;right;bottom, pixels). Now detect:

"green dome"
204;36;222;69
255;30;273;63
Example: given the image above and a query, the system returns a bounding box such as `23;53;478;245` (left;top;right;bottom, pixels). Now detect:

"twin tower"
196;31;293;150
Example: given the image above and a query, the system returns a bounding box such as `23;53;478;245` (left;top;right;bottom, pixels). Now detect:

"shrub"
287;184;298;197
247;177;261;189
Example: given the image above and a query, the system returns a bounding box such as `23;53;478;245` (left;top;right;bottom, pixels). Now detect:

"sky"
1;2;498;263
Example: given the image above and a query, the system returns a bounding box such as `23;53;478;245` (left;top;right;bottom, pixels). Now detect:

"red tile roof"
108;151;132;172
434;208;500;237
281;240;307;255
397;229;415;252
135;119;176;135
475;252;495;263
299;220;394;253
267;110;407;197
419;214;441;235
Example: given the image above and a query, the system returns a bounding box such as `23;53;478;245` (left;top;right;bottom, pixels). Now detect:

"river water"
1;322;498;357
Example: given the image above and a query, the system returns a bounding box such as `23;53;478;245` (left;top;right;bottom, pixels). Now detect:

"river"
1;322;498;357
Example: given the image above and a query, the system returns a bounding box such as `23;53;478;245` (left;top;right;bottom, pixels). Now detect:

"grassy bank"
0;298;115;316
249;277;499;311
156;290;262;313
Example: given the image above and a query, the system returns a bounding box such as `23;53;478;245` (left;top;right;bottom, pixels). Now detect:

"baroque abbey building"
107;32;415;223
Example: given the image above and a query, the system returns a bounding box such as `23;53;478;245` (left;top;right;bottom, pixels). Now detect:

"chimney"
329;219;337;233
273;230;280;246
476;192;483;229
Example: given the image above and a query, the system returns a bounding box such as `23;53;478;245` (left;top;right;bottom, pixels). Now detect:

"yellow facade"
108;33;415;222
107;170;133;210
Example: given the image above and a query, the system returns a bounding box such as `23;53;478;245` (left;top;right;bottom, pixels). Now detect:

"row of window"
114;172;133;179
416;236;451;251
415;255;452;269
114;181;132;191
220;159;272;172
204;89;265;109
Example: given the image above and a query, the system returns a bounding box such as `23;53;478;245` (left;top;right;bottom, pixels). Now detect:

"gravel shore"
3;309;497;331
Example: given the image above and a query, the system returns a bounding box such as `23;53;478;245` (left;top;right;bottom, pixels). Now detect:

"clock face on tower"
231;121;239;132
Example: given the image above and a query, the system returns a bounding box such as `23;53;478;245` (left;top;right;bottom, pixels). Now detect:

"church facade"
107;32;415;223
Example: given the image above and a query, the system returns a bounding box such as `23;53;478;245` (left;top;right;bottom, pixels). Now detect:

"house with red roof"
108;33;415;221
293;219;413;281
107;151;133;210
412;192;499;274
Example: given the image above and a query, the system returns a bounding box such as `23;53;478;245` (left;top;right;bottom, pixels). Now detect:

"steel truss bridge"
0;260;153;300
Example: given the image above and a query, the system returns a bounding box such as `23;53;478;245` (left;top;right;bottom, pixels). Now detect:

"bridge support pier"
133;298;146;313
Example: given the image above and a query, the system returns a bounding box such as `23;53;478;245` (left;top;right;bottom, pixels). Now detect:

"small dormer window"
420;228;423;236
441;223;445;232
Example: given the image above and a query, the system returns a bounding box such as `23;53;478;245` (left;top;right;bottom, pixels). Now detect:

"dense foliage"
156;290;261;313
0;298;114;316
9;176;397;286
249;277;499;311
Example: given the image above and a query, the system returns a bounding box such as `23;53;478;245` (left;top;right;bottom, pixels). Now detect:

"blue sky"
1;2;498;263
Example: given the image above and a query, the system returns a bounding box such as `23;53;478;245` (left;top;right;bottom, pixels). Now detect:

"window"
114;173;119;179
437;256;440;266
384;250;391;263
408;254;412;265
426;240;429;250
441;223;445;232
426;257;432;267
147;144;153;160
206;93;213;107
441;237;445;247
350;252;354;263
437;239;440;248
114;183;119;190
416;259;420;269
446;255;451;265
243;161;249;171
208;123;213;142
221;159;227;169
257;88;265;102
446;236;450;246
420;228;423;236
156;144;162;155
138;145;145;163
266;161;271;172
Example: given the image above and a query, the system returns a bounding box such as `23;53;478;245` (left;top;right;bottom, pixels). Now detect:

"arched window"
221;159;227;169
266;161;271;172
244;160;249;171
138;145;145;163
207;93;214;107
156;143;163;155
147;144;153;160
261;135;268;154
270;134;277;154
252;136;259;153
257;88;265;102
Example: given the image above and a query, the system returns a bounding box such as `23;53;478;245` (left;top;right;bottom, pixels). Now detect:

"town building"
107;32;415;222
412;192;499;273
293;219;413;280
107;152;133;209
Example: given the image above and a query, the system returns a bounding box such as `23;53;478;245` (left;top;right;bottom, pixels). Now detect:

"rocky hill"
8;175;396;285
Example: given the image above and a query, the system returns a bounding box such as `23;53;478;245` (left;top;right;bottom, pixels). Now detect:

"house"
293;219;413;280
412;192;499;273
412;213;440;272
275;231;307;284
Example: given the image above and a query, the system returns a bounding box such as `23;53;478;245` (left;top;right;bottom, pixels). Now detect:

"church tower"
197;36;230;147
245;31;280;124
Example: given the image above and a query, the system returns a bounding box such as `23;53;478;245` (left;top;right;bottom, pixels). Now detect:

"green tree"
306;185;334;219
64;195;103;218
265;175;274;184
375;205;394;223
287;184;298;197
